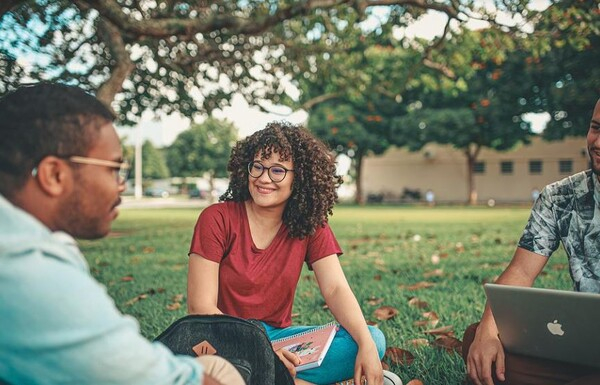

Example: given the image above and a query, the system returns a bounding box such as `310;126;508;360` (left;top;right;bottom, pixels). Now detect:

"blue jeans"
262;323;386;385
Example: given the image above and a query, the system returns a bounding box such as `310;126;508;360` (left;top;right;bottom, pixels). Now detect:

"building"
361;136;590;204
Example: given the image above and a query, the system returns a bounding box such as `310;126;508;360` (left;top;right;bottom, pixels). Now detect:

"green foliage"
142;141;170;179
166;117;237;178
0;0;547;124
123;140;170;180
83;205;572;384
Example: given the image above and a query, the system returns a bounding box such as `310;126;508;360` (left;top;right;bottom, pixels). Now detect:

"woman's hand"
353;343;383;385
274;348;302;378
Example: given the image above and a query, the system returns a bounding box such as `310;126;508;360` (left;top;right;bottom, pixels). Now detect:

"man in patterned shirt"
463;98;600;385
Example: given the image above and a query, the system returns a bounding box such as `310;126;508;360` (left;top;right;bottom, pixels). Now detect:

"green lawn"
83;205;572;385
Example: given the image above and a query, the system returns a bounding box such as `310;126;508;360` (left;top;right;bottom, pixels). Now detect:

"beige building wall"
362;136;590;203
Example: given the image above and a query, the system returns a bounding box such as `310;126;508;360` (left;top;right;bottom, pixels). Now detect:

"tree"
137;140;170;180
308;96;398;204
0;0;535;124
166;117;236;201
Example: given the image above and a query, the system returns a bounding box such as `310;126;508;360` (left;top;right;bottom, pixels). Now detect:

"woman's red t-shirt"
189;201;342;327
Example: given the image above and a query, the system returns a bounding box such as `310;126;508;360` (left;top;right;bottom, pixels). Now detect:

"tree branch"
301;92;342;110
81;0;461;40
95;18;134;112
0;0;25;18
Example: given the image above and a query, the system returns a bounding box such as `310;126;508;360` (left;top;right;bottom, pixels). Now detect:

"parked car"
188;188;208;199
144;188;170;198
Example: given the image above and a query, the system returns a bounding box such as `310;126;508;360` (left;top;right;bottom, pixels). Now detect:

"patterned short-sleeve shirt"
518;170;600;293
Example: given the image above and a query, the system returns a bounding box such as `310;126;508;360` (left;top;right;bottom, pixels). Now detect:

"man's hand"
467;330;505;385
275;348;302;378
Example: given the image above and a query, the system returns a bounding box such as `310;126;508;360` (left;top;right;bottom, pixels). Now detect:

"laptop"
484;283;600;368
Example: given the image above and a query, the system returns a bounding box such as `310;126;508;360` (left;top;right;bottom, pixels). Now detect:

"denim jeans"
263;323;386;385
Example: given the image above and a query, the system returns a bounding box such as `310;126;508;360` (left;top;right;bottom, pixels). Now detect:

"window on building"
529;160;543;174
474;161;485;174
500;161;514;174
559;159;573;174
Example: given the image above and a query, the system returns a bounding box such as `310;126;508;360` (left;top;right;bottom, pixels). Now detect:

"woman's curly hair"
220;121;343;239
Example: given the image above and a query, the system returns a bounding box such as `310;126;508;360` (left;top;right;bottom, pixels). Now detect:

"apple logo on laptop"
547;320;565;336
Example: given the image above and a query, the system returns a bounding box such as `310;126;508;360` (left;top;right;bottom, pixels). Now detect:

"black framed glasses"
247;161;294;183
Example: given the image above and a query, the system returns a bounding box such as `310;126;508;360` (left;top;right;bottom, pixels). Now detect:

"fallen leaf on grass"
400;281;435;291
366;320;379;327
408;338;429;348
406;379;424;385
422;311;439;320
120;275;134;282
413;319;439;328
423;269;444;278
433;335;462;354
430;254;440;264
166;302;181;311
172;294;184;302
291;313;299;318
455;242;465;253
124;293;148;306
374;274;382;281
322;303;330;310
407;297;429;309
385;347;414;366
552;263;568;271
142;246;155;254
373;306;399;321
423;325;454;336
381;361;389;370
367;296;384;306
413;309;439;328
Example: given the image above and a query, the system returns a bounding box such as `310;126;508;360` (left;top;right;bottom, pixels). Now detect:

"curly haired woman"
187;121;402;385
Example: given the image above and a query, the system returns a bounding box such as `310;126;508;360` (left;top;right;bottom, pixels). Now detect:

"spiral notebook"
271;322;338;372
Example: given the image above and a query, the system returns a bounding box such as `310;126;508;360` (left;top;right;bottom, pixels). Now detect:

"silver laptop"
484;283;600;368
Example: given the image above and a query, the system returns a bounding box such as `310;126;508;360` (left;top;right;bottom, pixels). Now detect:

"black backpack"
155;314;295;385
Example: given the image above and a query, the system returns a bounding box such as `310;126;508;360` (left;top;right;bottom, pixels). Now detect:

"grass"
82;205;572;385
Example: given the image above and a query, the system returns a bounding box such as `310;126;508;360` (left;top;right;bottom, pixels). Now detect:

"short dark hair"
0;83;115;197
221;121;343;238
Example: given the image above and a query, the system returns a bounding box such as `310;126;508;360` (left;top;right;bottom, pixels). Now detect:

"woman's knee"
368;325;386;358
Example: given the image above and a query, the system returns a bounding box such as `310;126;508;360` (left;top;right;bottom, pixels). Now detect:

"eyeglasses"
69;156;130;185
247;161;294;183
32;156;130;185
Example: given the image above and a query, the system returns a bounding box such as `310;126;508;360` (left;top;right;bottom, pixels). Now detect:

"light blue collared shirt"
0;195;204;385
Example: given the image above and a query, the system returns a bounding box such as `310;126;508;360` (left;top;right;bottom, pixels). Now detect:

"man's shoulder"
546;170;593;196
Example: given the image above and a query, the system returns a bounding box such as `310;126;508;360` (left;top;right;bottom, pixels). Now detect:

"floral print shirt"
519;170;600;293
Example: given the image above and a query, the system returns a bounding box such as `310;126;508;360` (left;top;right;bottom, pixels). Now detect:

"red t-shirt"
189;201;342;327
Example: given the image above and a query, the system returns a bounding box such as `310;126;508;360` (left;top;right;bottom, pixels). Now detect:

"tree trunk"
354;154;364;205
208;171;216;204
466;155;477;205
465;144;481;205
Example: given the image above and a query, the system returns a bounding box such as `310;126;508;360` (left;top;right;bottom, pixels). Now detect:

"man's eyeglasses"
32;156;130;185
248;161;294;183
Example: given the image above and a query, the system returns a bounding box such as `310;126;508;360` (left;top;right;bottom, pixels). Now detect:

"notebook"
484;283;600;368
271;322;338;372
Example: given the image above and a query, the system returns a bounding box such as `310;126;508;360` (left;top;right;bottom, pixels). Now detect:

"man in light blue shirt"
0;83;245;385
